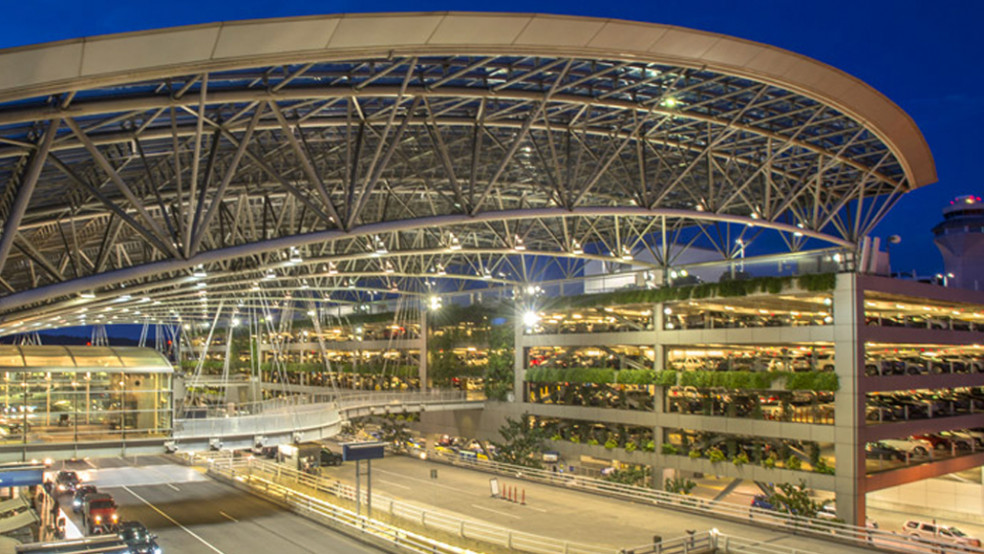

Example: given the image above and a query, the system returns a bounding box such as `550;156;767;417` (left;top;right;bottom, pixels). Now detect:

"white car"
818;504;878;529
879;438;933;457
903;520;981;548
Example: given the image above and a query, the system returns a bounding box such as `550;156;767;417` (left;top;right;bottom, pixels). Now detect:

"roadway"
51;456;384;554
316;444;876;553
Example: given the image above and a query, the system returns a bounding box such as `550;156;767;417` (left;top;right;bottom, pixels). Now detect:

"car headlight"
94;515;102;523
73;500;80;506
111;514;118;522
154;547;162;554
57;485;66;491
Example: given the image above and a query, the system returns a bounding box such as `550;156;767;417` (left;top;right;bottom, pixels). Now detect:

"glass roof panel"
21;346;74;368
0;345;23;367
66;346;123;368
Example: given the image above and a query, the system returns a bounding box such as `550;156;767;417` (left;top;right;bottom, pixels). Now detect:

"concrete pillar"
832;272;865;525
653;303;665;371
419;310;429;391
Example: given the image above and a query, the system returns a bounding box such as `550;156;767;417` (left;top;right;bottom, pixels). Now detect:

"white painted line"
378;479;412;490
526;505;547;513
469;504;521;519
122;485;226;554
374;468;473;495
166;483;180;492
83;459;97;469
219;511;238;523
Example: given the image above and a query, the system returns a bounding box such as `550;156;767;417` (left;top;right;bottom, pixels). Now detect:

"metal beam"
0;117;59;274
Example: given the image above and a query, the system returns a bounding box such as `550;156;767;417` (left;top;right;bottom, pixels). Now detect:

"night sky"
1;0;981;275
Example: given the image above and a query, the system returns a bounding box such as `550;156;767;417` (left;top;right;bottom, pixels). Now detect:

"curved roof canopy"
0;345;172;373
0;12;935;331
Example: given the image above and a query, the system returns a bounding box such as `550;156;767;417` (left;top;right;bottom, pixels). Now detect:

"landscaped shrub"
814;457;835;475
661;443;679;455
689;449;702;459
733;452;750;467
665;477;696;495
786;455;803;470
707;447;726;463
604;438;618;450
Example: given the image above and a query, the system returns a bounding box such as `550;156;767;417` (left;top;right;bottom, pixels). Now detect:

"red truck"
81;492;119;534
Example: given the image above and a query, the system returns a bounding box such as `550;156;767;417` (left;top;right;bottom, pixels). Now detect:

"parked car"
916;433;973;452
903;520;981;548
865;441;905;462
320;447;343;466
880;438;933;457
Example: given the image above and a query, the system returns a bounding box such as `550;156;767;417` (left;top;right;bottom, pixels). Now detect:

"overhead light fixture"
481;268;492;280
263;269;277;280
523;311;540;328
372;235;388;256
327;262;338;275
289;248;303;265
192;264;207;278
571;240;583;255
80;291;96;299
513;236;526;251
384;261;395;274
621;246;633;261
448;233;462;251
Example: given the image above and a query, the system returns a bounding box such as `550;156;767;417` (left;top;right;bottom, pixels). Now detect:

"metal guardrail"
420;449;984;554
193;453;614;554
199;455;473;554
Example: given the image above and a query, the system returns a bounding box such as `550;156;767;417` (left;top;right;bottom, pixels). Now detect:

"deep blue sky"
2;0;981;275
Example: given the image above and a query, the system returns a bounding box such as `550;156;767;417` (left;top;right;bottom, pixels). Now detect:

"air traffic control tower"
933;195;984;290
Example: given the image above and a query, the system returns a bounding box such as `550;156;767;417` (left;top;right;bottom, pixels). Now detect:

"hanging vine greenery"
484;322;515;401
543;273;835;310
524;367;838;391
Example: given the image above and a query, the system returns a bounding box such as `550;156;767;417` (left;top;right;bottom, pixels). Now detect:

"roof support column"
0;117;59;275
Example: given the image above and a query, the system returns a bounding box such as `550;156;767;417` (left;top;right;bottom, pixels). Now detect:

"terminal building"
0;12;968;527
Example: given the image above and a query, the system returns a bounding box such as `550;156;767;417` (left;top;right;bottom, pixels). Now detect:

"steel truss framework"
0;20;932;332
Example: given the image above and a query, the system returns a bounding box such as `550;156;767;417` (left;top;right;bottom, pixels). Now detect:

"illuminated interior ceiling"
0;13;935;332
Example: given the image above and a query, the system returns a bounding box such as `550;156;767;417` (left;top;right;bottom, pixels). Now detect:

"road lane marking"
166;483;180;492
121;485;226;554
378;479;411;490
219;511;238;523
469;504;521;519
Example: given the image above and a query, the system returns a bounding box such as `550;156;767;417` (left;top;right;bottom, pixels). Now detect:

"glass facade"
0;346;172;444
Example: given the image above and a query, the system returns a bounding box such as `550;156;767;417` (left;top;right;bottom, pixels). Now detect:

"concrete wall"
868;478;984;522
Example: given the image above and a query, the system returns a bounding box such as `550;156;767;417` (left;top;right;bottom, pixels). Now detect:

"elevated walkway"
0;390;483;462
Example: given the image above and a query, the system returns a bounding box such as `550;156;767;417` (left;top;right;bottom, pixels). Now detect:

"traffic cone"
521;489;526;505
